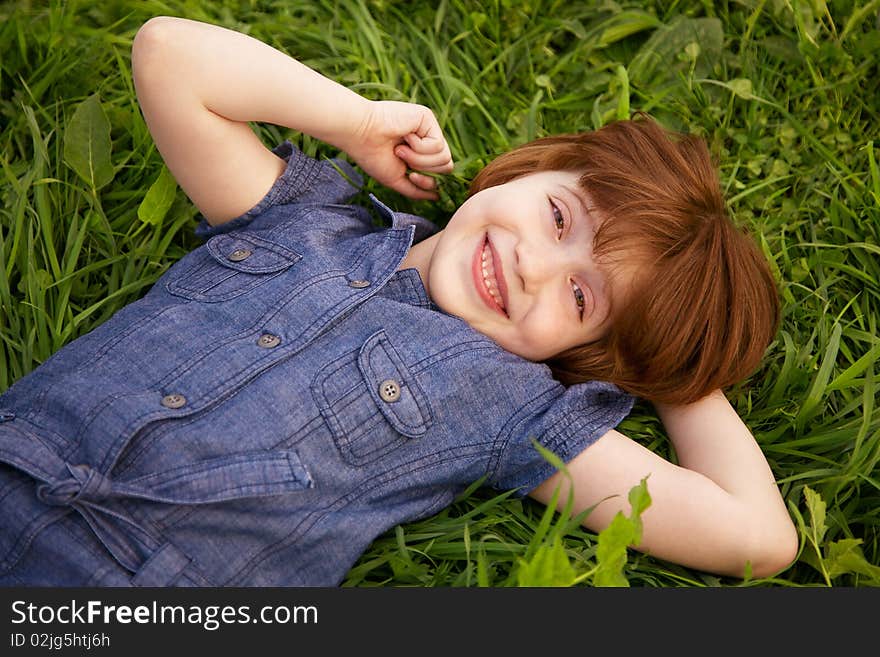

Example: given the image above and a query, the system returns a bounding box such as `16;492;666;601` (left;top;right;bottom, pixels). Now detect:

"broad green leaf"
627;477;652;545
516;536;576;587
826;539;880;582
594;512;636;587
63;94;114;190
803;486;828;547
592;479;651;586
137;166;178;225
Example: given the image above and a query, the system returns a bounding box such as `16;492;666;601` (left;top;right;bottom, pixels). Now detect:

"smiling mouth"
473;234;509;317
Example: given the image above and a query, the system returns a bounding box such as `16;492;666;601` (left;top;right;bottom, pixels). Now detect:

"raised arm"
529;390;798;578
131;16;453;225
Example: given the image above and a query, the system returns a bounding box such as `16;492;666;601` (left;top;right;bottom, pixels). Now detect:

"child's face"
420;170;626;360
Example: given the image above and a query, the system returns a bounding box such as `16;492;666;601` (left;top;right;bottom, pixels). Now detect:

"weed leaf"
627;477;652;544
138;166;178;225
801;485;832;584
63;94;114;190
803;485;828;545
516;536;576;587
594;512;634;587
592;478;651;587
825;539;880;582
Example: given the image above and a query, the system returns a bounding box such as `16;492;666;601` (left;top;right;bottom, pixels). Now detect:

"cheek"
506;310;575;360
452;196;490;226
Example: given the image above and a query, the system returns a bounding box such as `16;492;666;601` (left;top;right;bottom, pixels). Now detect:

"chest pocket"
166;232;301;302
312;330;433;466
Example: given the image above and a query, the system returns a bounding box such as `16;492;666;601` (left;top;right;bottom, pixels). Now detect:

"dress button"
378;379;401;402
161;394;187;409
257;333;281;348
348;279;370;289
227;248;252;262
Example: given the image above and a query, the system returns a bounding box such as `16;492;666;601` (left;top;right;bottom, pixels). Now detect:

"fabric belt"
0;421;312;583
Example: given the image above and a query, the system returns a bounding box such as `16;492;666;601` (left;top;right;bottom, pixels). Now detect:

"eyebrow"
561;183;596;220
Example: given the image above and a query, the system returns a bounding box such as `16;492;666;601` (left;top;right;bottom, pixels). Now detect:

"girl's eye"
551;200;565;239
571;280;585;320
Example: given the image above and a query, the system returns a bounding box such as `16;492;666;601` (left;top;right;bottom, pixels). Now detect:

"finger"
411;106;446;139
403;132;446;154
395;145;454;172
425;159;455;174
408;171;437;191
407;124;454;169
389;175;439;201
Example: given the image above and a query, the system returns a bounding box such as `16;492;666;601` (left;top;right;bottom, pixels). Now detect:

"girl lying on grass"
0;16;798;586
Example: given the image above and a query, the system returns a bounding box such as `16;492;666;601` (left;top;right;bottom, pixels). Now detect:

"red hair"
468;115;779;404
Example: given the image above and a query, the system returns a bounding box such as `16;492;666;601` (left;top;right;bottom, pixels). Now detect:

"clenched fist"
346;100;454;201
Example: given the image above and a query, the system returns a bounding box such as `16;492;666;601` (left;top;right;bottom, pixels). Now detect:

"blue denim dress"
0;143;634;586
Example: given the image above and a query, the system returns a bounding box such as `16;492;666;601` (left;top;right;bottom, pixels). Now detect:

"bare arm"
131;17;452;225
529;390;798;578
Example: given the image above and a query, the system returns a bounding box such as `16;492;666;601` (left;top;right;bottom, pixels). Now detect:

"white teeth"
480;241;505;309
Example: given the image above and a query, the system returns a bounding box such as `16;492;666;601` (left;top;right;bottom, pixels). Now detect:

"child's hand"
346;100;454;201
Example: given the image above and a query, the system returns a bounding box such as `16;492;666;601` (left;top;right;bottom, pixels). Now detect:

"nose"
514;239;560;293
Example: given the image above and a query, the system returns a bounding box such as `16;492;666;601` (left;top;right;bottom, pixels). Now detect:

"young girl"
0;16;798;586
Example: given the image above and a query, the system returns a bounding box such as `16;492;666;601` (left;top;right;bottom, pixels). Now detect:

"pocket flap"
358;331;432;438
205;233;301;273
122;450;313;503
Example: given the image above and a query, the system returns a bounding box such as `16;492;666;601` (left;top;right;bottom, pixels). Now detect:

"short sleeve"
487;380;635;496
195;141;364;238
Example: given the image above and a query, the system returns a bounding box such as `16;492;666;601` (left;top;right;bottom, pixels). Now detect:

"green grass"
1;0;878;587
